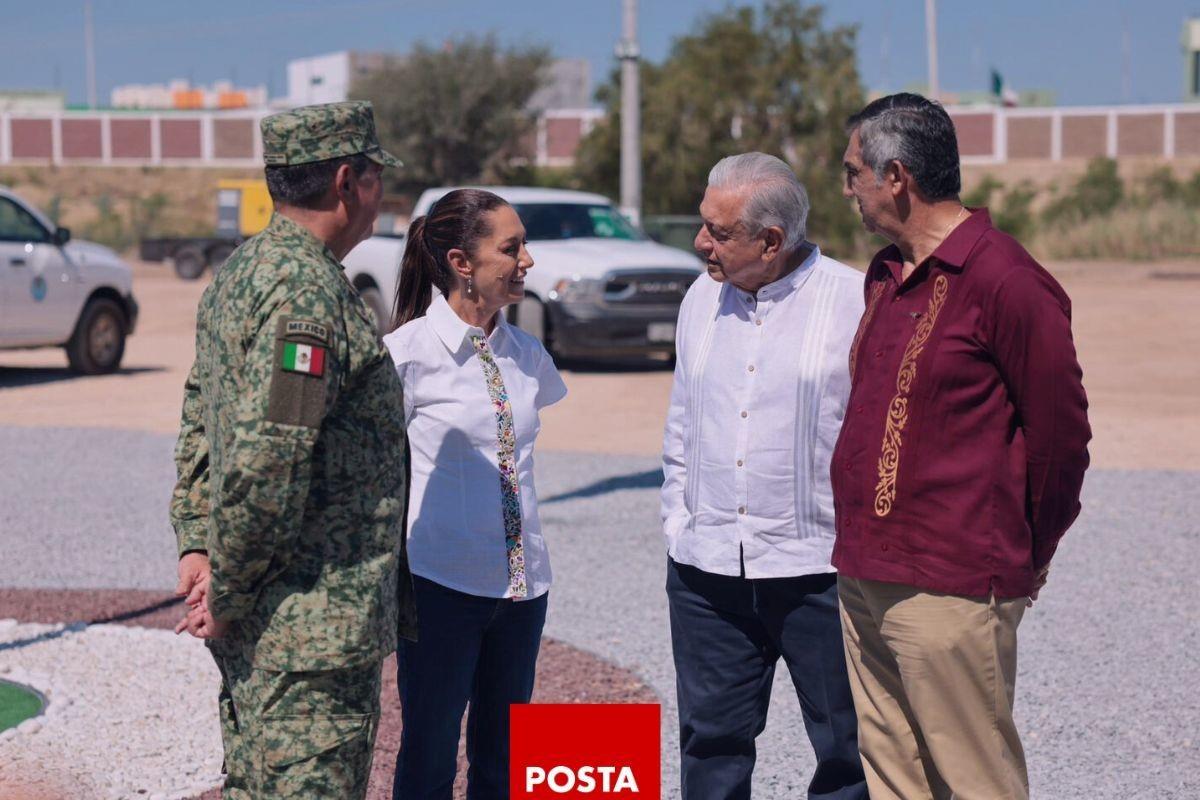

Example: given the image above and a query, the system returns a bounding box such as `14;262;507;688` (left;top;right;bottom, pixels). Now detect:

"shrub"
1136;167;1179;205
961;175;1035;242
1181;170;1200;207
993;181;1036;243
129;192;169;241
82;194;129;251
45;194;63;226
1073;157;1124;216
21;167;45;187
1034;202;1200;260
962;174;1004;208
1042;157;1123;225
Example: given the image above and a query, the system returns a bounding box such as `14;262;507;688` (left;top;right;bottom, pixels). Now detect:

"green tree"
352;36;551;192
575;1;865;256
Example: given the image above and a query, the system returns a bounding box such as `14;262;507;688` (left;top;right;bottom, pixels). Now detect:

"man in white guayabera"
661;152;868;800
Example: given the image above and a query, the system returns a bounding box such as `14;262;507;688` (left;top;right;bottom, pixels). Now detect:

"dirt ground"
0;258;1196;471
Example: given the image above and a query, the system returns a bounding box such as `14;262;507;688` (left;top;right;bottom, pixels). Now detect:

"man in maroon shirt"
832;93;1091;800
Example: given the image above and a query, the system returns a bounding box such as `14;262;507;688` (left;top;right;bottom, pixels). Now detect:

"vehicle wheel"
172;245;207;280
359;286;390;335
514;294;548;346
66;298;126;375
207;244;236;274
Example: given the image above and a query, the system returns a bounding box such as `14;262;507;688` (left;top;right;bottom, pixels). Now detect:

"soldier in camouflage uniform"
169;101;416;799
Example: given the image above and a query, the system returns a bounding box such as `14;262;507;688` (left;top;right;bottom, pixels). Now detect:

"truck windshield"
512;203;641;242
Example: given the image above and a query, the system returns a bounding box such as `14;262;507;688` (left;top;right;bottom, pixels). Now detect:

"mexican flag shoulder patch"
281;341;326;376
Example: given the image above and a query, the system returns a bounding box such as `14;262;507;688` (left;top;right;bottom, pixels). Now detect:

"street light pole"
617;0;641;224
84;0;97;108
925;0;939;101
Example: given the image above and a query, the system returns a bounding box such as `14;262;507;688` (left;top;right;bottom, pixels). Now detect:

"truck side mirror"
54;227;71;246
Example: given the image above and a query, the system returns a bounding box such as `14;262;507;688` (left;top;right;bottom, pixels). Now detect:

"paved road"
1;426;1196;798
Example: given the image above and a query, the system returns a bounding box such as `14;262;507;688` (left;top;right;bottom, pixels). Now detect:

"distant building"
111;80;268;110
528;58;592;111
286;51;401;108
0;90;65;112
286;51;593;111
284;51;601;166
1185;18;1200;103
524;58;599;166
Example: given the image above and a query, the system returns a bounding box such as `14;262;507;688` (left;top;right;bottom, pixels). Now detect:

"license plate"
647;322;676;343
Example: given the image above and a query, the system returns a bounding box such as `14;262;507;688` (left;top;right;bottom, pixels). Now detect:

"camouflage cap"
261;101;402;168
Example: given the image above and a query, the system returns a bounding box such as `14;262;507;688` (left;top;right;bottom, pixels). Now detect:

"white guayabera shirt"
384;294;567;599
661;245;866;578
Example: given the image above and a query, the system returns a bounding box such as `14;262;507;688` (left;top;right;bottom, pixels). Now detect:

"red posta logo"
510;704;661;798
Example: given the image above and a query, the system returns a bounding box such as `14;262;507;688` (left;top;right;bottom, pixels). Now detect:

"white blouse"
383;294;567;599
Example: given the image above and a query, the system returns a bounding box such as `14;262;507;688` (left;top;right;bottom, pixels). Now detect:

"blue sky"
1;1;1195;107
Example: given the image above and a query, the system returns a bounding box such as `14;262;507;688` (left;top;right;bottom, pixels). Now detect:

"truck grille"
603;270;697;306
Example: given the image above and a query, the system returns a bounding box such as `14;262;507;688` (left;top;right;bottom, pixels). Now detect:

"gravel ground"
0;427;182;591
0;620;224;800
1;426;1197;798
0;589;656;800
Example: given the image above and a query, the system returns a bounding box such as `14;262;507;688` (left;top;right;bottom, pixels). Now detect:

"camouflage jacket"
170;213;416;670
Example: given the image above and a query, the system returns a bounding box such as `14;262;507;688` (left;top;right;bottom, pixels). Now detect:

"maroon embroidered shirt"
830;209;1091;598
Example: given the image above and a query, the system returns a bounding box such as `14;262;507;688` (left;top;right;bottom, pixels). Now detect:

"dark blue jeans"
667;558;867;800
393;575;548;800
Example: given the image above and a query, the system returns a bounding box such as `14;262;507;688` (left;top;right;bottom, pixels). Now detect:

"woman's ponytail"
388;189;509;331
391;215;445;330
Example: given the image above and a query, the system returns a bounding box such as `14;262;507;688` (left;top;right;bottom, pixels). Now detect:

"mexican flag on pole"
282;342;325;376
990;69;1019;107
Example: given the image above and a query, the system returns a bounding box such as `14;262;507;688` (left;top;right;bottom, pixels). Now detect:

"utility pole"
617;0;641;225
1121;18;1132;103
84;0;97;108
925;0;939;101
880;5;891;93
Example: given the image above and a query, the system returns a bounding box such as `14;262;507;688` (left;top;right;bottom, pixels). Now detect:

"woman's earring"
467;275;473;295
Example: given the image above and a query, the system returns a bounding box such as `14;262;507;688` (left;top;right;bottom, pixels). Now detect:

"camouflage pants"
212;651;382;799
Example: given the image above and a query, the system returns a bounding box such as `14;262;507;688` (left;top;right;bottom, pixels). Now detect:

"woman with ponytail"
382;189;567;799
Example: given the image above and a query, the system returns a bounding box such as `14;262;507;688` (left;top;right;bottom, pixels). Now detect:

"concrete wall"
0;108;603;169
0;112;263;166
3;104;1196;169
949;104;1200;164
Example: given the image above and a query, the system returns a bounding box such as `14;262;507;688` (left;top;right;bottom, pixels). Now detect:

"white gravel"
533;453;1200;800
0;619;223;799
2;427;1198;798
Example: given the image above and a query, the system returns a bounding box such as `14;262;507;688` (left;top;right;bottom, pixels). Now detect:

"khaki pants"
212;650;382;800
837;575;1028;800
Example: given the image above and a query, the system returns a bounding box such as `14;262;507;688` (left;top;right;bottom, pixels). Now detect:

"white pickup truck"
343;187;702;359
0;187;138;374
